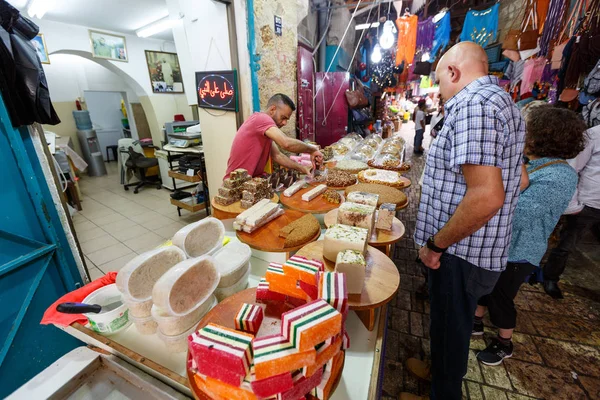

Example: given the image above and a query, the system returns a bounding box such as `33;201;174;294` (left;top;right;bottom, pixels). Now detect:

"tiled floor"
382;122;600;399
73;162;207;279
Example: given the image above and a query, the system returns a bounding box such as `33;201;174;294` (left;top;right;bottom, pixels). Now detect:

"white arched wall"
36;18;192;151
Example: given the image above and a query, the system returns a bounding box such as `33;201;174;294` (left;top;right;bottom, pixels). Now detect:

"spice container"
213;241;252;288
129;314;158;335
214;263;251;302
152;255;220;316
121;294;153;318
172;217;225;258
151;294;216;336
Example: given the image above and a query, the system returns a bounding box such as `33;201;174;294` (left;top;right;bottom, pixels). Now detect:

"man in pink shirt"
225;94;323;178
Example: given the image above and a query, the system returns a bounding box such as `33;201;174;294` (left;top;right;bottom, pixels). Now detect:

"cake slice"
346;191;379;207
301;184;327;202
236;199;271;224
376;203;395;231
334;249;367;294
245;203;279;227
322;224;368;261
337;202;376;238
283;180;306;197
279;214;321;248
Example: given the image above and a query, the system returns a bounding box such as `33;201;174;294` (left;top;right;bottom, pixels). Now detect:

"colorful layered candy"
265;263;309;301
283;256;322;286
277;368;324;400
251;371;294;398
302;335;343;378
189;323;254;379
204;374;258;400
311;351;345;400
281;299;342;352
318;272;349;316
253;334;316;380
235;303;264;334
256;278;287;303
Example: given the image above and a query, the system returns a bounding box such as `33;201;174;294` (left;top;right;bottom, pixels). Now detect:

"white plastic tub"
172;217;225;258
129;314;158;335
121;294;153;318
116;247;186;301
152;294;216;336
82;284;131;335
152;255;220;316
214;263;251;302
213;241;252;288
157;323;196;353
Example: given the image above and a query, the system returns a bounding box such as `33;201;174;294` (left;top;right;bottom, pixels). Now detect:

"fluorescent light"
136;17;182;38
28;0;53;19
371;44;382;63
7;0;28;8
355;22;380;30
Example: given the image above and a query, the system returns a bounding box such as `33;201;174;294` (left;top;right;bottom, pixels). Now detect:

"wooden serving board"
323;209;406;246
211;193;279;218
295;241;400;310
187;288;344;400
236;209;321;253
280;187;344;214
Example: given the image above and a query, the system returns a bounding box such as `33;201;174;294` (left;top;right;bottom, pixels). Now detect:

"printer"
165;121;202;148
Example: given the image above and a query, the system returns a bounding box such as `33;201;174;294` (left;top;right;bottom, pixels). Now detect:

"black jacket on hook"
0;0;60;127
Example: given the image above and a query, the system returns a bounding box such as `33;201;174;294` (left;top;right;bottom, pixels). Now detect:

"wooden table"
236;209;321;258
211;193;279;220
323;209;406;257
280;187;343;214
187;288;344;400
295;241;400;331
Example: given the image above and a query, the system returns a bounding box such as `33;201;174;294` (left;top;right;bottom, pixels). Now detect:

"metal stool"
106;145;118;162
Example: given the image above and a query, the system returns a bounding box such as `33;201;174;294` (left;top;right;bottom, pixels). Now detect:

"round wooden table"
187;288;344;400
280;187;343;214
323;208;406;257
211;193;279;220
295;240;400;331
236;209;321;257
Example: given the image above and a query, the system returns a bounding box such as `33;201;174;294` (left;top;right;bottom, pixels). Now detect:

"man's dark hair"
526;106;587;159
268;93;296;111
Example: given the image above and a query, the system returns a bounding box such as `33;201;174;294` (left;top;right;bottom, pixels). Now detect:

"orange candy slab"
303;335;342;377
204;375;258;400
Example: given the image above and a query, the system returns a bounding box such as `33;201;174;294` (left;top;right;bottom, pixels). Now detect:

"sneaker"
472;321;484;336
543;280;564;299
477;338;513;366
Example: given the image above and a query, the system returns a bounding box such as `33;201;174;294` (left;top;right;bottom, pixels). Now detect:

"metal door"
297;45;315;142
0;95;84;398
315;72;350;147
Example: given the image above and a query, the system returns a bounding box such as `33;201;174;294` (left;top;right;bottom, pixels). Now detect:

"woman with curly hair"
473;106;587;366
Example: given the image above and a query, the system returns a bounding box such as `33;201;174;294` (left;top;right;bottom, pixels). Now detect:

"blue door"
0;94;84;397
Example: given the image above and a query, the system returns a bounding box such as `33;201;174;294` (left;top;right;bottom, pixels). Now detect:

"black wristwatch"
426;236;448;253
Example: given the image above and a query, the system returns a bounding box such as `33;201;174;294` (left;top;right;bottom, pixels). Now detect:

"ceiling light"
7;0;28;8
355;22;380;31
28;0;53;19
136;17;182;38
379;20;396;49
371;44;382;63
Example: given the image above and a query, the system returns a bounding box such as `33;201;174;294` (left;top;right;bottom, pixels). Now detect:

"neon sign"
195;70;238;112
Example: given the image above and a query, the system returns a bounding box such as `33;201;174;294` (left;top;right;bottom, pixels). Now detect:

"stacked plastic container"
213;241;252;301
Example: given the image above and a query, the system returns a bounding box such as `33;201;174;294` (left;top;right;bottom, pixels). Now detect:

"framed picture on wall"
145;50;184;93
89;30;128;62
32;33;50;64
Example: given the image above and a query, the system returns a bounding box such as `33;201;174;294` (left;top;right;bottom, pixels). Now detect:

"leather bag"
345;79;369;109
502;29;521;51
518;0;539;51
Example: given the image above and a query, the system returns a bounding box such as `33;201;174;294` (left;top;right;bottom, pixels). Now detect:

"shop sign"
274;15;282;36
195;70;238;112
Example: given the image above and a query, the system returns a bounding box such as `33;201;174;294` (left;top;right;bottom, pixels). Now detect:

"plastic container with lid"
121;294;153;318
152;255;220;316
129;314;158;335
214;263;251;302
116;246;186;301
82;284;131;335
213;241;252;288
172;217;225;258
157;321;199;353
152;294;216;336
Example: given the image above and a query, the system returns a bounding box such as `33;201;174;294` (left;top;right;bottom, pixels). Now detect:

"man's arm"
419;164;505;269
270;142;311;175
265;126;323;171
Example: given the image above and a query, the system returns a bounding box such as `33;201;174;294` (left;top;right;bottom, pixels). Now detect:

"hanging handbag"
518;0;539;51
502;30;521;51
345;79;369;109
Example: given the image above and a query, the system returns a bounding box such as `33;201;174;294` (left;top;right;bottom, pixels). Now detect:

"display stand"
211;193;280;220
280;187;344;214
236;209;321;257
323;209;406;256
295;241;400;331
187;288;344;400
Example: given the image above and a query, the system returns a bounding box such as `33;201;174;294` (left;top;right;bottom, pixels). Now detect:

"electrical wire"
202;108;228;117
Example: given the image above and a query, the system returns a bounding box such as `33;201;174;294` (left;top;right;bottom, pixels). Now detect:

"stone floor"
380;123;600;399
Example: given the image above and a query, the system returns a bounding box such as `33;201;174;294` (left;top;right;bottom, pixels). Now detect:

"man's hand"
311;150;323;172
302;165;313;178
419;246;442;270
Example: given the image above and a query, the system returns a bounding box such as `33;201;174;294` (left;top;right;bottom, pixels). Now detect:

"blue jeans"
414;129;424;152
429;254;501;400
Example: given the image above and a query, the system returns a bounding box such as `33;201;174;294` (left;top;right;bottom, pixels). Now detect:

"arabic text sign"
195;70;238;112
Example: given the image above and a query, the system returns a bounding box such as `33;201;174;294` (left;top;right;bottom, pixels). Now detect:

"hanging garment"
459;3;499;48
520;57;547;96
536;0;551;33
507;60;526;90
431;11;451;60
416;16;435;53
539;0;568;57
395;14;418;66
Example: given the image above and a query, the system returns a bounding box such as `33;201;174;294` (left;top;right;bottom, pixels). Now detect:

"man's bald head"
435;42;489;101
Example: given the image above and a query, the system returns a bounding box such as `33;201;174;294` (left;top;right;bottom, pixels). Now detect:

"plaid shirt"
415;76;525;272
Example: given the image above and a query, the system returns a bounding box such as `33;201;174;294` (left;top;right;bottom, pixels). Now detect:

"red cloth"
225;112;277;179
40;272;117;327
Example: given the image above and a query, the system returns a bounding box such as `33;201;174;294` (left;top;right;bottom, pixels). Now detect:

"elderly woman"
473;106;587;366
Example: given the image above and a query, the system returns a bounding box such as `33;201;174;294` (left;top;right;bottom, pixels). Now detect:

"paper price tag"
187;169;195;177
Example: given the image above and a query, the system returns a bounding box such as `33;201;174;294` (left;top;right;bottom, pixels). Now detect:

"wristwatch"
426;236;448;253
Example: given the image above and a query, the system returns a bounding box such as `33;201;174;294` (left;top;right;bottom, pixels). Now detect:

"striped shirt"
415;75;526;272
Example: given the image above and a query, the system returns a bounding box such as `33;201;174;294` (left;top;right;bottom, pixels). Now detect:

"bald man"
402;43;525;400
